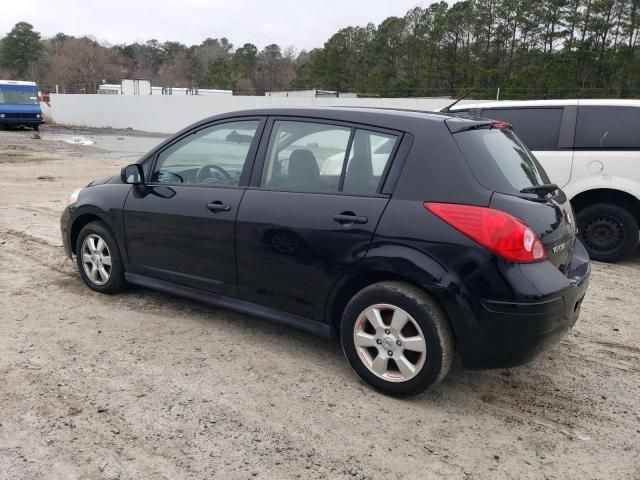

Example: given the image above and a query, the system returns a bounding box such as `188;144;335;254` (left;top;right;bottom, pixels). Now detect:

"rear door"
236;118;402;321
478;107;574;187
452;124;577;271
123;118;264;296
572;104;640;188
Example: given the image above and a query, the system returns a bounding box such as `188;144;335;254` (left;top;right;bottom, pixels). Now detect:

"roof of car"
189;106;489;136
449;99;640;110
214;106;450;121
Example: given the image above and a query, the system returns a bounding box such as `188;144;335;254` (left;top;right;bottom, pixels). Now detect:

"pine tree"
0;22;44;79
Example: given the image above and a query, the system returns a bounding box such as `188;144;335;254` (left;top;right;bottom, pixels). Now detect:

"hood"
0;103;42;114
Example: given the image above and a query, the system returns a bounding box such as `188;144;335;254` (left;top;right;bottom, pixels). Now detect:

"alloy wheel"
353;304;427;382
81;234;112;286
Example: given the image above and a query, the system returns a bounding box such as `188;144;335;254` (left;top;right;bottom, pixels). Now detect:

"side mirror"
121;164;144;185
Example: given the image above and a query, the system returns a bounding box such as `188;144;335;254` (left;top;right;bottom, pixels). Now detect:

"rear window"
575;106;640;149
479;108;563;150
454;128;550;195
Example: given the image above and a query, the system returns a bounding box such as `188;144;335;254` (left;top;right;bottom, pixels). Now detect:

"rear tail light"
425;202;547;263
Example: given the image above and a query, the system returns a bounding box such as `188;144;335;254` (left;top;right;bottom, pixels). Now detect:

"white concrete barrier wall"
43;94;468;134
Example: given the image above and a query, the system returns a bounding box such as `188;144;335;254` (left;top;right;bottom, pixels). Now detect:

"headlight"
69;188;83;205
0;114;5;118
36;113;43;119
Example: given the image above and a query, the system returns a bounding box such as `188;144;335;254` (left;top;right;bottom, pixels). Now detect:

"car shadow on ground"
114;283;584;412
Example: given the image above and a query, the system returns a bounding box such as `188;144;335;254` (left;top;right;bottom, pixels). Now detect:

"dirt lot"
1;127;639;480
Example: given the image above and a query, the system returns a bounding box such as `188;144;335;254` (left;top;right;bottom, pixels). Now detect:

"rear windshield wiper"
520;183;559;195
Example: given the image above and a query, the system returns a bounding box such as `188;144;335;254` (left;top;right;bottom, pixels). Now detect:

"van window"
575;106;640;149
453;128;550;195
0;85;39;105
479;108;563;150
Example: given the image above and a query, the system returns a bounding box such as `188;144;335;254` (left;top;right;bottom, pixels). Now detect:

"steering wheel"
196;164;232;184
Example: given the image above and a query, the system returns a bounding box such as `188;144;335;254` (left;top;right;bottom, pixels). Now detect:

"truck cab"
0;80;45;131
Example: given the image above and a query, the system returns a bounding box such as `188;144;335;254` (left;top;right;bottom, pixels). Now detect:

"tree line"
1;0;638;99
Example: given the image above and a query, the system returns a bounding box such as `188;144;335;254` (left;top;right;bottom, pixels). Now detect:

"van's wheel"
577;203;639;262
75;221;127;294
340;281;454;397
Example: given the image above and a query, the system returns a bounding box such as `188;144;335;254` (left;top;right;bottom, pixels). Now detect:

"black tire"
33;124;40;132
577;203;639;262
75;221;127;294
340;281;454;397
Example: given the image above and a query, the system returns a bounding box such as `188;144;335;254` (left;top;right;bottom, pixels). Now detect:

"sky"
1;0;434;51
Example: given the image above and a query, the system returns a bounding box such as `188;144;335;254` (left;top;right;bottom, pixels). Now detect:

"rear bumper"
459;241;591;369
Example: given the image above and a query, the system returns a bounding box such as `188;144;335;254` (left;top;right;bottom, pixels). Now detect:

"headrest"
347;154;373;177
288;149;320;180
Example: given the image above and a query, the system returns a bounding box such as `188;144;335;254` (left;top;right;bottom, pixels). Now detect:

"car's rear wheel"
340;281;454;397
577;203;639;262
76;221;127;294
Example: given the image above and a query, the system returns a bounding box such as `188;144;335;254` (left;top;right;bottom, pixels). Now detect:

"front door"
123;118;263;296
236;119;402;321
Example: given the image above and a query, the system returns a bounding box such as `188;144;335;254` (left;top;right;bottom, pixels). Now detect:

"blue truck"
0;80;45;131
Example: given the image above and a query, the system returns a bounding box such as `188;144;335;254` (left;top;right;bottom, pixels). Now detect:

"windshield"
0;86;39;105
453;128;550;195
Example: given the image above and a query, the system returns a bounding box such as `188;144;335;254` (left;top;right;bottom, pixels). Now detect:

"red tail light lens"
490;120;512;129
424;202;547;263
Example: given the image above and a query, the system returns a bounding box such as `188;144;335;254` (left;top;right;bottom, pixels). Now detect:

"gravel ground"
1;127;639;480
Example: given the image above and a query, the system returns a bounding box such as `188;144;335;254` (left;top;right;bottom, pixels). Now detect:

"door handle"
332;213;368;225
207;201;231;213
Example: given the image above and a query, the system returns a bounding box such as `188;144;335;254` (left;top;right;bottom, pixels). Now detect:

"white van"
448;100;640;262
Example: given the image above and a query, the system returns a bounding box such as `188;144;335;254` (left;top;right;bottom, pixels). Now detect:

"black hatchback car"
61;108;590;396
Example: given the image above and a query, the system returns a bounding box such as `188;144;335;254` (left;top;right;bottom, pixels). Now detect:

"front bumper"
60;206;72;257
459;241;591;369
0;118;44;126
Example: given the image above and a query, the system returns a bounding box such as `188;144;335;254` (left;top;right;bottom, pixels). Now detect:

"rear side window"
261;120;399;195
261;121;351;193
454;128;550;195
343;130;397;194
575;106;640;149
479;108;563;150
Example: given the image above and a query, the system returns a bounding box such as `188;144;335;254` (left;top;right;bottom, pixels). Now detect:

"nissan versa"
60;108;590;396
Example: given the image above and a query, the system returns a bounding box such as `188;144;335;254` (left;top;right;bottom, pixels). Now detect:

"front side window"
480;108;563;151
575;106;640;149
261;120;399;195
152;120;259;186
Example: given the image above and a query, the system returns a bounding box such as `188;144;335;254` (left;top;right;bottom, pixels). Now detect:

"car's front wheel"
340;281;454;397
76;221;127;294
